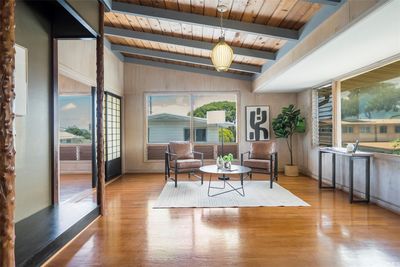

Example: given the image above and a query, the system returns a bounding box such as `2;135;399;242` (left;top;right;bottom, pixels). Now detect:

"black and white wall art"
245;106;270;141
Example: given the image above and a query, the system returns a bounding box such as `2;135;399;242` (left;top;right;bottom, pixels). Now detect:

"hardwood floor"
44;173;400;267
60;174;93;203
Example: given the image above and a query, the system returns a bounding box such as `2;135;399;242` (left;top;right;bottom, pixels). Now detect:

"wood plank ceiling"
341;60;400;91
105;0;323;78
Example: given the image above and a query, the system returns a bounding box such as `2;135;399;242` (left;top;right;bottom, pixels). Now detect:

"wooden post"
0;0;16;266
96;3;106;215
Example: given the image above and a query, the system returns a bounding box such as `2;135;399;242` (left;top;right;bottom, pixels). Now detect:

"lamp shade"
211;37;233;72
207;110;226;125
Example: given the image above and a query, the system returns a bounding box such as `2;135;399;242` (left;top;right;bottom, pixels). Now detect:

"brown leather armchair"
165;141;204;187
241;141;278;189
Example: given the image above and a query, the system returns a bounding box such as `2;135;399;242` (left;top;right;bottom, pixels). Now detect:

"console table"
319;147;373;203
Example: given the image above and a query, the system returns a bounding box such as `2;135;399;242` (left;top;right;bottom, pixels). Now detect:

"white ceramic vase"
224;161;231;170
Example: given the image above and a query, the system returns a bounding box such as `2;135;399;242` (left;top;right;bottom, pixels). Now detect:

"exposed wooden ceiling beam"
111;1;299;41
99;0;112;11
112;44;261;74
124;57;253;81
306;0;341;6
104;26;276;60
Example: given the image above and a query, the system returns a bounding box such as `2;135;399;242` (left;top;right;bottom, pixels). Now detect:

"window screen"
316;86;333;147
105;93;121;161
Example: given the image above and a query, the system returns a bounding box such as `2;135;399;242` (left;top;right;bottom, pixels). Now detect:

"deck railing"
60;144;92;161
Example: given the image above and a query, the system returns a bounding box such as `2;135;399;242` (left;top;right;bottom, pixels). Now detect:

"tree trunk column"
0;0;17;266
96;3;106;215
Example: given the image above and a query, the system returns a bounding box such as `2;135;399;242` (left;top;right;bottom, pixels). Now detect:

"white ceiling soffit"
256;0;400;93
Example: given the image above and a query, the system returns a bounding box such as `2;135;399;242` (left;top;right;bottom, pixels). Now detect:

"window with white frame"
146;93;238;160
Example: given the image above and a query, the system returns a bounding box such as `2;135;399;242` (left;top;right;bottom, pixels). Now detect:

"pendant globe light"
211;5;233;72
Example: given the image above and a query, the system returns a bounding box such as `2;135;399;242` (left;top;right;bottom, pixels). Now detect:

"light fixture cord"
220;9;225;38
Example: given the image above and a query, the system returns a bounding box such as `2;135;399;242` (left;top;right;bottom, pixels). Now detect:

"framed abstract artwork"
245;106;270;141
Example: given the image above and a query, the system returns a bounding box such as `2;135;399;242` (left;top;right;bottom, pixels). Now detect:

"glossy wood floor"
45;173;400;267
60;174;93;203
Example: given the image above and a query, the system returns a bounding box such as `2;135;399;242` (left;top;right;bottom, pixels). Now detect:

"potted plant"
272;104;305;176
222;153;234;169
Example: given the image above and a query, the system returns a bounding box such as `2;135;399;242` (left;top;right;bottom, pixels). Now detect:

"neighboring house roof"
148;113;195;122
59;131;84;140
148;113;235;126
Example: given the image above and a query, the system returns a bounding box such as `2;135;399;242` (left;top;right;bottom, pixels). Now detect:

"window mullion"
332;81;342;147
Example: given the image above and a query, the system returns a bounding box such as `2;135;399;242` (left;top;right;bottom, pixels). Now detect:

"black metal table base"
208;173;245;197
319;151;336;189
218;174;230;180
349;156;370;203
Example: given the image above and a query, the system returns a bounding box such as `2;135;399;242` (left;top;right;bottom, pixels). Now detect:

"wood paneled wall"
123;63;299;173
58;74;92;95
58;40;124;96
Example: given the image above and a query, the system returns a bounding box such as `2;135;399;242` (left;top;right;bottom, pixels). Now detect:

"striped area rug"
153;181;310;208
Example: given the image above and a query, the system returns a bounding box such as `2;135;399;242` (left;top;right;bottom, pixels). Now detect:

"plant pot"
284;165;299;177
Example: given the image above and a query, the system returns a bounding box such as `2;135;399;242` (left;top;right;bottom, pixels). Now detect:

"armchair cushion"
170;159;202;169
169;141;194;160
243;159;271;170
250;141;276;160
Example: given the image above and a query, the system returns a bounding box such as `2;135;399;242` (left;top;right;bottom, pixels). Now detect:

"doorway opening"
58;74;96;204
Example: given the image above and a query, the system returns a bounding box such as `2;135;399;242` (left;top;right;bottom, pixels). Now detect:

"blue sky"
59;95;92;130
148;94;236;116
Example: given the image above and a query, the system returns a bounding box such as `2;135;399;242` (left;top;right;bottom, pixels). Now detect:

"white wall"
253;0;382;92
15;2;52;222
123;63;299;173
297;89;400;214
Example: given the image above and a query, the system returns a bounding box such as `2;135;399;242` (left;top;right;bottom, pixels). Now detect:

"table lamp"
207;110;226;156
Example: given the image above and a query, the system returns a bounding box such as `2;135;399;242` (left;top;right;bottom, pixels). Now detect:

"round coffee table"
199;165;252;197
